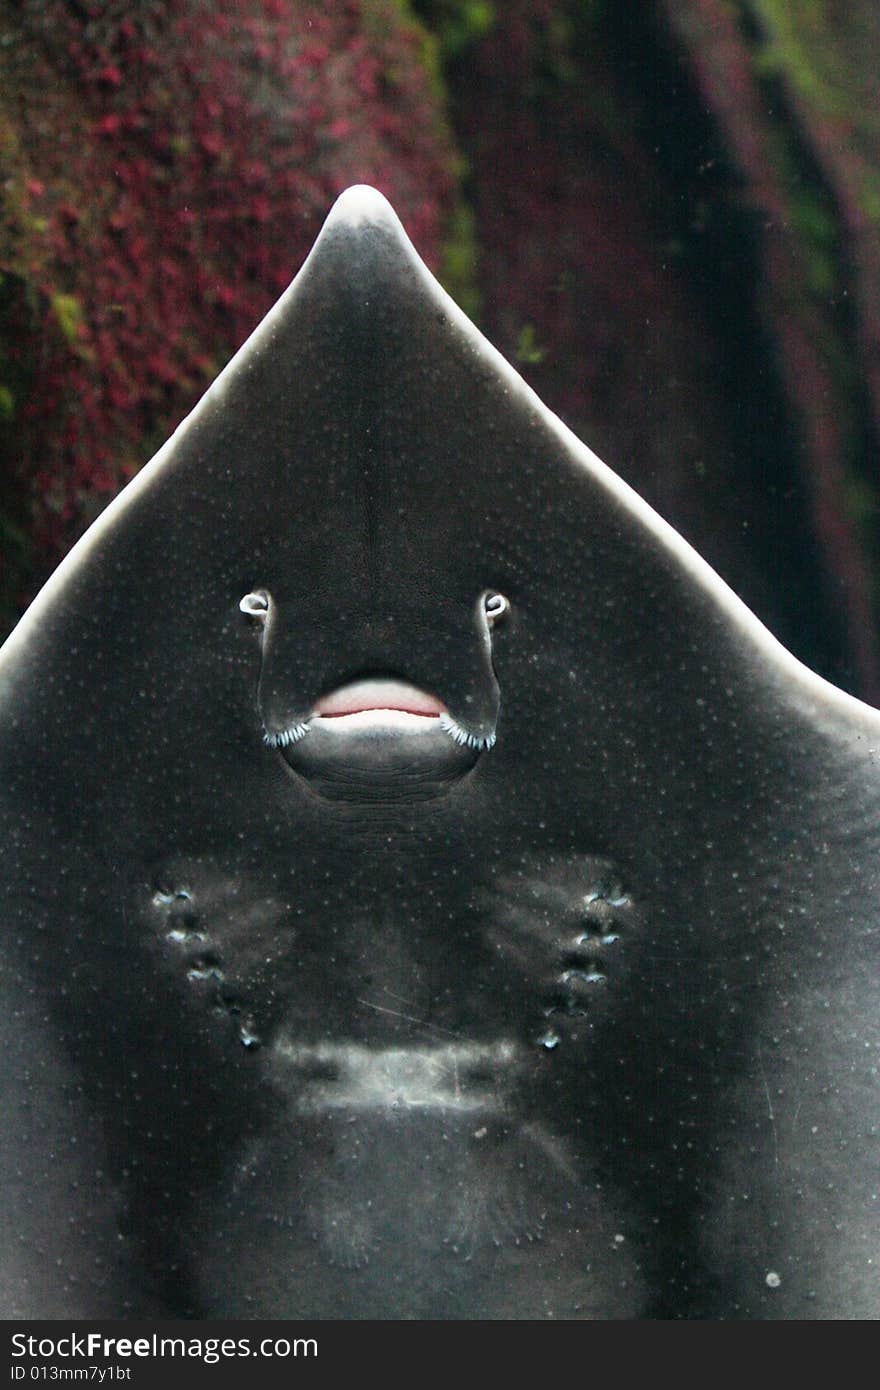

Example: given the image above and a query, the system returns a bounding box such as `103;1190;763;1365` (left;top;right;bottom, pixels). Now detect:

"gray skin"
0;187;877;1319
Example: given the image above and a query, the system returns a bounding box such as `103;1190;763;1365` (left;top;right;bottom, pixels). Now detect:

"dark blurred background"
2;0;879;698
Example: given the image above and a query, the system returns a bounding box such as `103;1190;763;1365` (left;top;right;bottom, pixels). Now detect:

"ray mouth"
262;679;496;754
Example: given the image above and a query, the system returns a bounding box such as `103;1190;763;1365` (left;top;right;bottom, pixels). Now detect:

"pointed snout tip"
280;182;429;321
323;184;404;234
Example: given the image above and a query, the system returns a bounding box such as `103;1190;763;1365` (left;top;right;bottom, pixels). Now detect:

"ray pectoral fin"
0;934;145;1316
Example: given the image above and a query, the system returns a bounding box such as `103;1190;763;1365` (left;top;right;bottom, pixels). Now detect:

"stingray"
0;186;877;1320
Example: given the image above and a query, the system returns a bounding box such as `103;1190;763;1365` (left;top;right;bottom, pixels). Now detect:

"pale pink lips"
312;679;446;724
266;678;494;754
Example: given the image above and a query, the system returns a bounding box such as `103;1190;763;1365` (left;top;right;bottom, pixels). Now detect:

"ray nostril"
240;590;270;620
484;592;510;625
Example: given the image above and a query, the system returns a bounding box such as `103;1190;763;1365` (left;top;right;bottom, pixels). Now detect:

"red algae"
0;0;458;605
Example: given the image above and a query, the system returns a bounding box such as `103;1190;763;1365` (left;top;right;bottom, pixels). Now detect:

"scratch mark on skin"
355;997;463;1039
380;988;419;1008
